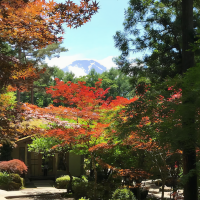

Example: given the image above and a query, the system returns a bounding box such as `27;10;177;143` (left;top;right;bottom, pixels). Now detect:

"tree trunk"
63;152;73;193
161;178;166;200
31;87;34;104
182;0;194;74
17;45;22;104
17;89;20;103
181;1;198;200
91;153;97;200
183;147;197;200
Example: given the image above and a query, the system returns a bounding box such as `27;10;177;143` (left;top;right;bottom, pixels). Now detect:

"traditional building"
12;136;84;180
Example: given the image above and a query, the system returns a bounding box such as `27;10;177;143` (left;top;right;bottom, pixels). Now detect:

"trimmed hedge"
55;175;88;189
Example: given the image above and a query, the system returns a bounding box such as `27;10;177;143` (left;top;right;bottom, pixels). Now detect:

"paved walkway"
0;180;67;200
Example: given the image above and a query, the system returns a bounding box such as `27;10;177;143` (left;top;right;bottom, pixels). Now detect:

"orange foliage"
0;0;99;91
0;0;99;49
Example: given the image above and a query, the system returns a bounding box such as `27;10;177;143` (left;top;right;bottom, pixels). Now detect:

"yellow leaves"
20;119;49;129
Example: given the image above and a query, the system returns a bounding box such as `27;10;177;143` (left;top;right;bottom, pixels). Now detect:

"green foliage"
73;182;89;199
63;71;77;83
78;68;99;87
24;42;68;65
100;67;134;99
0;92;17;110
0;172;23;190
0;40;17;57
113;0;200;86
55;175;88;189
76;67;133;99
10;173;22;184
55;175;71;189
112;188;136;200
80;175;88;183
28;136;62;156
0;172;11;185
73;181;117;200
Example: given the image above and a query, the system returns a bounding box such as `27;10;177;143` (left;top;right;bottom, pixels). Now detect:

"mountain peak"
62;60;107;76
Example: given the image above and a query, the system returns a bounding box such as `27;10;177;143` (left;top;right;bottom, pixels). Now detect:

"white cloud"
94;56;118;70
45;54;85;69
68;65;87;77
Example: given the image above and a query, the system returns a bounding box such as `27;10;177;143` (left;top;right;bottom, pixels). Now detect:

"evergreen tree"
114;1;199;199
63;71;77;83
114;0;200;86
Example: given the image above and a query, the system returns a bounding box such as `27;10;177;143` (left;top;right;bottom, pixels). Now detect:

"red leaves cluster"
46;78;109;110
101;96;138;109
0;159;28;175
118;168;150;182
45;128;80;145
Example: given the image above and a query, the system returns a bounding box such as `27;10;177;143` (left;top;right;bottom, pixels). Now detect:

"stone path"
141;180;184;199
31;180;55;188
5;194;72;200
0;180;67;200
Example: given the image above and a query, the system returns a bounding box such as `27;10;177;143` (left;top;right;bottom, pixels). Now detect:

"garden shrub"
56;175;87;189
73;182;89;199
56;175;70;189
7;181;22;190
10;173;22;183
112;188;136;200
0;159;27;175
0;172;11;185
0;172;23;190
81;175;88;183
73;181;117;200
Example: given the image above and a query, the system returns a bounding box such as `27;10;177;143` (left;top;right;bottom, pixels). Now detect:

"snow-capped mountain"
62;60;107;75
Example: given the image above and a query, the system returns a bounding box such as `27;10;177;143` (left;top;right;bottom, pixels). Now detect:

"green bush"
112;188;136;200
0;172;11;185
56;175;71;189
0;172;23;190
74;181;118;200
81;175;88;183
8;181;22;190
73;182;89;199
55;175;88;189
10;174;21;183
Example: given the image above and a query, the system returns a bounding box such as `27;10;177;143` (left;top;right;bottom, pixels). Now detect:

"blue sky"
45;0;135;76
